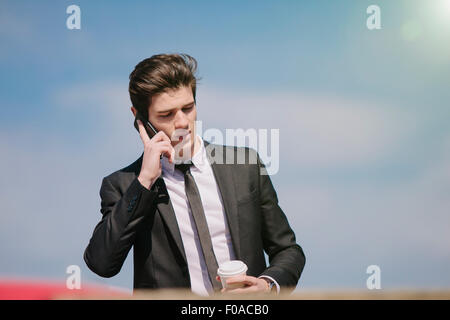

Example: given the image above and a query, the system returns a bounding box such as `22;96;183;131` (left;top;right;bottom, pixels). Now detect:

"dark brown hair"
129;53;199;119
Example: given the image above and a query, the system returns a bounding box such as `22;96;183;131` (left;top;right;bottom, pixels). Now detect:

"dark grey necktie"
175;163;221;292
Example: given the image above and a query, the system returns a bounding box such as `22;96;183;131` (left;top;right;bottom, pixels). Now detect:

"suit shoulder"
206;142;258;165
207;141;257;154
102;155;142;185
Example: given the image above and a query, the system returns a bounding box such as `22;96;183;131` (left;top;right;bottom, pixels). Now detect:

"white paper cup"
217;260;248;289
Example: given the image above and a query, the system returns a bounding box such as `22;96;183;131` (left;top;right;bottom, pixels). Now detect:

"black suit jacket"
84;140;305;293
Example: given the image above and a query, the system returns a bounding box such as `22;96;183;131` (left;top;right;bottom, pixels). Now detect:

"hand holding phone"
134;113;159;140
134;113;169;159
134;114;174;189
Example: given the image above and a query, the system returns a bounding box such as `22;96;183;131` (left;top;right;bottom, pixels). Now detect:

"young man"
84;53;305;296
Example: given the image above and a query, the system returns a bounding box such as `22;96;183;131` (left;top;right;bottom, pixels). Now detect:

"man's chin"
173;138;195;163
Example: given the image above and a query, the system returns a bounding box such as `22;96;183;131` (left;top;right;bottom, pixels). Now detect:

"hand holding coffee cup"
216;260;248;290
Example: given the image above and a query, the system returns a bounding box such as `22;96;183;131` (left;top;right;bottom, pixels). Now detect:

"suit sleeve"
256;152;306;292
84;176;158;278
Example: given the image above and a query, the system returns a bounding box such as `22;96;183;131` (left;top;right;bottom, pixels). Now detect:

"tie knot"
175;162;192;174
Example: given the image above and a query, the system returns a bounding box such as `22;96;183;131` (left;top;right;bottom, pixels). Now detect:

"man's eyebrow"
157;101;195;113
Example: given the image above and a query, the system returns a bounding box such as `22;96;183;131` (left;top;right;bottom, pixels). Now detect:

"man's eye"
160;113;171;118
183;106;193;112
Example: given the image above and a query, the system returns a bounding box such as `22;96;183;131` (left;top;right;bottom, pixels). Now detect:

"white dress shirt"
161;135;280;295
161;135;236;296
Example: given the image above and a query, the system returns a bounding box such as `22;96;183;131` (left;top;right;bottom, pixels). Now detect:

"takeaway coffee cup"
217;260;248;289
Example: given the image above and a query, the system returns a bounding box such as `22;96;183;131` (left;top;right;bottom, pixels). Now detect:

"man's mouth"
172;129;191;144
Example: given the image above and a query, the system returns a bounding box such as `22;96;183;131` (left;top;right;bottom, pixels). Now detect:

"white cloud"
196;86;417;169
278;135;450;287
52;80;130;126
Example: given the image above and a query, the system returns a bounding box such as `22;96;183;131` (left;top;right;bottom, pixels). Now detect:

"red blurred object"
0;278;130;300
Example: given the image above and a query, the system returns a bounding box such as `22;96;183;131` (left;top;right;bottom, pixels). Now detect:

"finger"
156;141;175;163
151;130;171;144
224;275;246;283
226;276;256;286
164;143;175;163
160;131;172;143
154;140;173;149
136;120;151;144
224;286;260;295
158;145;175;160
226;279;255;287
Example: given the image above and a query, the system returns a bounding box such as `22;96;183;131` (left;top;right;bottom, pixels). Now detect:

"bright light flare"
436;0;450;20
442;0;450;14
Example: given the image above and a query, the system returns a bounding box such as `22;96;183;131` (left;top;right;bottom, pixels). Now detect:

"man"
84;53;305;296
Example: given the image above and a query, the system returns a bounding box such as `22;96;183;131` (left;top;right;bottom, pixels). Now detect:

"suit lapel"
153;177;188;263
133;154;187;263
204;141;241;260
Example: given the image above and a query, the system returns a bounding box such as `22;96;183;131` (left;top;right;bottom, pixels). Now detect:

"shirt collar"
161;134;206;175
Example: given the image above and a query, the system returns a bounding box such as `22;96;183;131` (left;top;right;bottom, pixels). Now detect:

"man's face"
147;86;197;159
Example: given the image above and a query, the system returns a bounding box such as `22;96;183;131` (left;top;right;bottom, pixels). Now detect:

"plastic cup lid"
217;260;248;277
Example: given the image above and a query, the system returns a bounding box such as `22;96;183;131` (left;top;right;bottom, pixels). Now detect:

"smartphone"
134;112;163;159
134;112;158;138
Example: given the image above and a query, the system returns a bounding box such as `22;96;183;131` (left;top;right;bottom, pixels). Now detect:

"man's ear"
131;106;137;117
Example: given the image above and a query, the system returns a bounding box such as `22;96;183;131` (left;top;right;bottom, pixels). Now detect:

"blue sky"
1;0;450;292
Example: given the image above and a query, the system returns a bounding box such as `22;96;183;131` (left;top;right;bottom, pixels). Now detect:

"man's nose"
174;109;189;129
